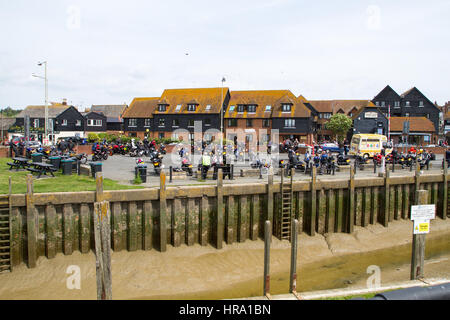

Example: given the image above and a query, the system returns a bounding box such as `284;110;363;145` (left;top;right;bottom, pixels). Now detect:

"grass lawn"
0;158;144;194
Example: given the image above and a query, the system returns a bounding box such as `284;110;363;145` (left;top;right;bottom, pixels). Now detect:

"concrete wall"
5;171;449;268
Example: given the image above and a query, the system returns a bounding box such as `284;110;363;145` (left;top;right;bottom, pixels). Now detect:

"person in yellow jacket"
201;151;211;179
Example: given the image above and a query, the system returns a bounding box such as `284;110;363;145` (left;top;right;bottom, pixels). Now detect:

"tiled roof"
309;100;375;114
153;88;229;114
16;103;72;118
389;117;436;132
225;90;311;119
121;98;160;118
91;105;127;118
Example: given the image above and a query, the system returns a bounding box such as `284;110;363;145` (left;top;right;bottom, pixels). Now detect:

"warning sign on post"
414;219;430;235
410;205;436;221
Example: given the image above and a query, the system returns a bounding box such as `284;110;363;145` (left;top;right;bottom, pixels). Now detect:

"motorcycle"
181;157;193;176
337;153;351;166
159;144;167;155
150;151;163;175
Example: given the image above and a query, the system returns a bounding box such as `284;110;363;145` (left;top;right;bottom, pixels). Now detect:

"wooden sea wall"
6;169;449;269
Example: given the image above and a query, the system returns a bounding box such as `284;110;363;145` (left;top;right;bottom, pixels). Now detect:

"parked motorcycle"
150;151;163;174
181;157;193;176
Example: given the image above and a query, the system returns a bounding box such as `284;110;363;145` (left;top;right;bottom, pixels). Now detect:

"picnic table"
26;162;58;179
7;157;30;171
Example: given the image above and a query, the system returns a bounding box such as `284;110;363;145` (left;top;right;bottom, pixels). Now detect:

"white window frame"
158;118;165;127
144;119;151;127
172;119;179;128
282;104;292;112
76;120;81;126
237;105;244;113
419;101;424;107
158;105;166;112
33;119;40;128
187;104;196;112
175;104;182;112
405;101;411;107
61;119;68;126
247;105;256;113
265;105;271;112
394;101;400;108
128;118;137;127
205;105;212;111
284;119;296;128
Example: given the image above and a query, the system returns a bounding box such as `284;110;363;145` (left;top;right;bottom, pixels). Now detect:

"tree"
325;113;353;143
0;107;22;117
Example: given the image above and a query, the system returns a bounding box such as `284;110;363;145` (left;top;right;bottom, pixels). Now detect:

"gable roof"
373;85;401;100
0;117;15;130
121;98;160;118
309;100;375;114
91;105;127;119
389;117;435;133
16;103;72;118
153;87;229;115
351;106;388;121
225;90;293;119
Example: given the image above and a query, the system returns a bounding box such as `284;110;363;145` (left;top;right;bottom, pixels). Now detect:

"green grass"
0;158;144;194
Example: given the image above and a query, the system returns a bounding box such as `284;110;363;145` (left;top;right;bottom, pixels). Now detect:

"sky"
0;0;449;110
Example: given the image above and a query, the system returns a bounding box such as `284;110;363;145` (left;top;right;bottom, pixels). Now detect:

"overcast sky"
1;0;449;110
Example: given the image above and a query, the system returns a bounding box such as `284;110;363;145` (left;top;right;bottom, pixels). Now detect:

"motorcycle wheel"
81;156;88;164
103;154;108;160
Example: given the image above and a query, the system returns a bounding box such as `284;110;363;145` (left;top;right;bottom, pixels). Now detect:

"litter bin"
31;153;43;163
90;162;102;178
61;159;74;175
49;156;61;170
135;165;147;183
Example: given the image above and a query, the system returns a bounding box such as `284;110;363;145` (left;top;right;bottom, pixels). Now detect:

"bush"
87;133;99;143
133;175;142;185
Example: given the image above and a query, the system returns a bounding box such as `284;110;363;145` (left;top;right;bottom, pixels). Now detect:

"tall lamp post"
32;61;48;145
220;77;226;152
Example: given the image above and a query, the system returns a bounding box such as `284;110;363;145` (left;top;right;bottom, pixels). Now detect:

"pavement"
93;152;447;187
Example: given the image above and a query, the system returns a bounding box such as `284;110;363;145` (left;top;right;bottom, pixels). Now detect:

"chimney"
62;99;67;106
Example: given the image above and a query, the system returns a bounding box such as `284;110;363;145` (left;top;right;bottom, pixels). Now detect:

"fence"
5;167;449;269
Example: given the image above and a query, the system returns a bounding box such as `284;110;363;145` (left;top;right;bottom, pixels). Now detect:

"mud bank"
0;219;449;300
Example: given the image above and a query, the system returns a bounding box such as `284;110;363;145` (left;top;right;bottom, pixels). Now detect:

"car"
320;143;341;153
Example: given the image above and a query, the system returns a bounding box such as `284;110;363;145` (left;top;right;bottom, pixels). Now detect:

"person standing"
201;151;211;179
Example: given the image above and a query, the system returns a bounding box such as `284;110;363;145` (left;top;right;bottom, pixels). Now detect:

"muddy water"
138;233;450;300
1;220;449;300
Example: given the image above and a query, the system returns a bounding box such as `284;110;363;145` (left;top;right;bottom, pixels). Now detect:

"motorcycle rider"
201;151;211;179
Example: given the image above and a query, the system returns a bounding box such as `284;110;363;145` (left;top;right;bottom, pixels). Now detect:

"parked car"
320;143;341;153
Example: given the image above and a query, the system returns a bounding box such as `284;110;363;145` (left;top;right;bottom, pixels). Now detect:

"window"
88;119;102;126
188;120;195;127
158;104;166;112
158;118;165;127
61;119;67;126
381;101;386;107
229;105;235;112
263;119;270;128
419;101;424;107
128;118;137;127
405;101;411;107
323;113;331;119
33;119;39;128
375;101;380;106
204;118;211;126
144;119;151;127
237;105;244;113
395;101;400;108
284;119;296;128
319;113;323;119
247;105;256;113
426;113;430;119
172;119;179;127
227;119;237;127
175;104;182;112
159;133;165;139
187;104;196;112
405;113;410;117
265;105;271;112
246;119;252;127
76;120;81;126
205;105;211;111
282;104;291;112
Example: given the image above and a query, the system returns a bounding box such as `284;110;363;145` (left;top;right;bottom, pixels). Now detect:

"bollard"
259;166;263;179
77;160;81;175
392;157;395;173
289;219;299;294
374;158;377;174
230;164;234;180
169;166;173;183
263;220;271;297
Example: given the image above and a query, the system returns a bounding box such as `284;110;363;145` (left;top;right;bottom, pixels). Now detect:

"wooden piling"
143;200;153;250
94;201;112;300
226;196;235;244
128;201;138;251
159;172;167;252
216;169;224;249
63;204;74;255
263;220;271;297
200;196;209;246
45;204;57;259
410;190;428;280
348;165;355;233
309;166;317;236
443;165;448;220
267;167;274;224
79;203;91;253
382;168;390;227
26;174;37;268
250;194;260;240
289;219;299;294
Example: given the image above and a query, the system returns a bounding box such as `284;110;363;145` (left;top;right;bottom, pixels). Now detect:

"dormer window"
265;105;271;112
247;105;256;113
237;105;244;113
282;104;292;112
158;104;167;112
405;101;411;107
419;101;424;107
229;105;235;112
175;104;182;112
187;104;196;112
205;105;211;111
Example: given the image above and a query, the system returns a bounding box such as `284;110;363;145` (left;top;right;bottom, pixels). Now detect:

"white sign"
413;219;430;235
365;112;378;119
411;205;436;221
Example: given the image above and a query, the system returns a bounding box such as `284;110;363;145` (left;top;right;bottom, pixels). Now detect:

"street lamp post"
33;61;48;145
220;77;226;153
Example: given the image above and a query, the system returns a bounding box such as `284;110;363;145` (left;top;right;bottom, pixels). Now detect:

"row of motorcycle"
355;150;435;171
